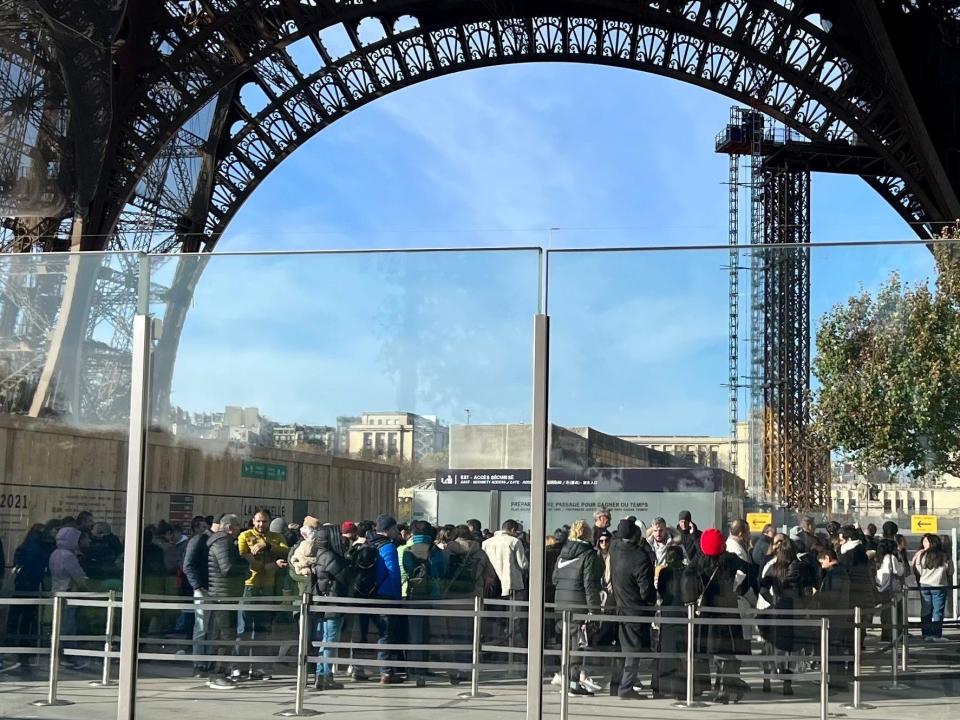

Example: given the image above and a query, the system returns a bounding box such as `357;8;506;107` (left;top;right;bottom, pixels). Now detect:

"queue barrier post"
842;605;876;711
900;588;908;673
90;589;118;687
880;597;909;690
672;603;708;708
559;610;570;720
276;593;321;718
458;595;492;699
32;594;72;707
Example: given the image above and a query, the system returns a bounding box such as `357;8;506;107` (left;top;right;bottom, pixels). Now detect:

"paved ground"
2;631;959;720
1;661;959;720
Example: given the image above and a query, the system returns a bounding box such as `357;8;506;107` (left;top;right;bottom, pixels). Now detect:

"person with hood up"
311;524;351;691
682;528;750;704
553;519;602;696
609;517;655;700
6;524;50;676
49;526;89;669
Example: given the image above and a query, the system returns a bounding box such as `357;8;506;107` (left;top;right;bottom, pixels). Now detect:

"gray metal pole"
820;618;829;720
953;528;959;622
559;610;570;720
900;588;908;673
116;309;153;720
842;605;876;711
459;595;492;699
32;594;71;707
90;590;117;687
673;603;708;708
525;313;549;720
880;599;909;690
277;593;320;717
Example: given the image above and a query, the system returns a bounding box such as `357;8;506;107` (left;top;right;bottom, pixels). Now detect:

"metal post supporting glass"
900;587;908;673
277;593;320;718
458;595;492;699
842;605;876;711
672;603;708;708
525;313;549;720
31;594;72;707
90;589;118;687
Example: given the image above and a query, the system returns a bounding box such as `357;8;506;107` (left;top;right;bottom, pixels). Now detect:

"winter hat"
617;518;637;541
678;510;693;523
341;520;357;534
270;517;287;534
376;514;397;533
699;528;725;557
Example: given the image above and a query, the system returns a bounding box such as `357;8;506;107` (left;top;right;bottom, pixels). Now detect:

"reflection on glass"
133;250;538;717
0;252;137;714
546;242;960;713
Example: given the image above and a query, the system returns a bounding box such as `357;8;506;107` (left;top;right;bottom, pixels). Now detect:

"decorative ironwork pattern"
103;1;947;251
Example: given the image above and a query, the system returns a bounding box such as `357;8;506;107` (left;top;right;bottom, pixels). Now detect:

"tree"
812;226;960;481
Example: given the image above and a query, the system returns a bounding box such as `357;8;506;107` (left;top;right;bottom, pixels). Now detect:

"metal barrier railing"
2;589;957;713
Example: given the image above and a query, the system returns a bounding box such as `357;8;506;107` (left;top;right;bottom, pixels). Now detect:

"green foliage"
812;226;960;480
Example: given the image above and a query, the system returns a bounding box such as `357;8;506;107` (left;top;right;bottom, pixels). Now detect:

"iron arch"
108;1;944;250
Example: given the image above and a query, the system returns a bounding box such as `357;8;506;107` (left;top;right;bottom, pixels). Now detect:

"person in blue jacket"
370;514;402;683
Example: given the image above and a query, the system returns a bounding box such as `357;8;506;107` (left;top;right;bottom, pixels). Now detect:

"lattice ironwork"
760;169;828;511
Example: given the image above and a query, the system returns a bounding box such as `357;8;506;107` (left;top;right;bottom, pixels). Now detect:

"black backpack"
350;543;379;598
405;544;434;599
444;549;480;597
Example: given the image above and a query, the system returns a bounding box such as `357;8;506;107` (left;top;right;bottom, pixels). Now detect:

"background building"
348;411;449;462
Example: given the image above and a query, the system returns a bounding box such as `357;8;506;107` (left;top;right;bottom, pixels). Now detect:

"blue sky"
167;63;933;436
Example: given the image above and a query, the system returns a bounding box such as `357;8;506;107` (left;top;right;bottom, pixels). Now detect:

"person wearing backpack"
399;520;446;687
442;524;494;684
311;525;351;691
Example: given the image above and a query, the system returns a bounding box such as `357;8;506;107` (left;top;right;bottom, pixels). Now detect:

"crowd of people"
0;507;955;702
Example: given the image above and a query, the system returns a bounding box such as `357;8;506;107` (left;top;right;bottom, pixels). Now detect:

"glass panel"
134;249;538;717
546;240;960;715
0;251;138;715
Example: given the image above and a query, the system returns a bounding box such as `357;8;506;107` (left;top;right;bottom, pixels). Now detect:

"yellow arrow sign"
747;512;773;533
911;514;939;534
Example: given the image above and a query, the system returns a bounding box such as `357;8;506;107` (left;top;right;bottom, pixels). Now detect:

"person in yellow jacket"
236;510;289;680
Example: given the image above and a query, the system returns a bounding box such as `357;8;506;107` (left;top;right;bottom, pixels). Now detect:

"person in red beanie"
682;527;752;703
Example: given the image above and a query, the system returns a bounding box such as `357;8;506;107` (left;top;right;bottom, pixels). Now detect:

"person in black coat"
677;510;702;563
758;537;806;696
838;525;877;613
609;518;655;700
182;516;212;676
5;524;49;676
816;547;852;690
752;525;775;568
312;525;351;690
682;528;750;704
205;514;249;688
553;519;602;695
654;544;696;700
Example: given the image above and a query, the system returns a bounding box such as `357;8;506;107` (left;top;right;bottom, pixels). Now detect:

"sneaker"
579;676;604;693
230;668;242;679
380;674;404;685
248;668;272;680
618;690;645;701
931;636;948;643
550;673;563;687
569;683;594;696
207;677;236;690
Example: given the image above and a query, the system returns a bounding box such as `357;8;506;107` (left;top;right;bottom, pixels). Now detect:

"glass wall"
0;252;138;716
2;241;960;720
545;241;960;716
133;249;539;718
